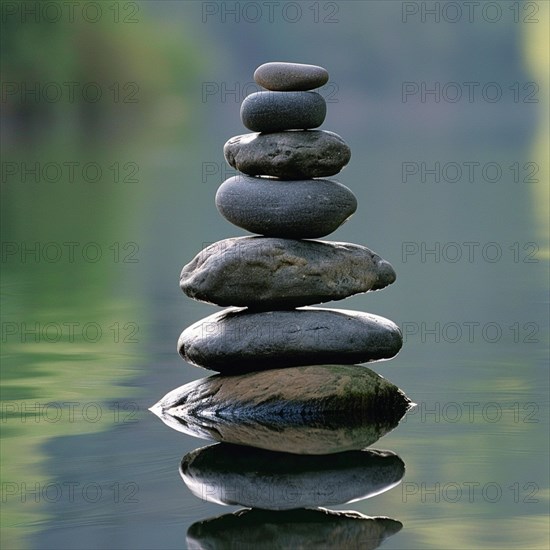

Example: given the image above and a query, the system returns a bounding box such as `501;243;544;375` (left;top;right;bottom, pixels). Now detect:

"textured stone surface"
177;308;403;372
150;365;413;454
223;130;351;178
180;443;405;510
241;91;326;132
215;175;357;238
254;62;329;91
180;237;396;308
187;509;402;550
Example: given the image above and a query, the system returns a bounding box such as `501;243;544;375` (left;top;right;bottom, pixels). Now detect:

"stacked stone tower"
152;65;411;539
177;62;402;372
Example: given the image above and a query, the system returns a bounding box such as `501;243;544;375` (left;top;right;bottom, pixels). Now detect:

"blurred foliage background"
1;1;548;549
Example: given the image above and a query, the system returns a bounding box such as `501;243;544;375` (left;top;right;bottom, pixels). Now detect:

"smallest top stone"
254;62;329;91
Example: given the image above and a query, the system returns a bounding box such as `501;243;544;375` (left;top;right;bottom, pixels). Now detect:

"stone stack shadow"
151;62;413;549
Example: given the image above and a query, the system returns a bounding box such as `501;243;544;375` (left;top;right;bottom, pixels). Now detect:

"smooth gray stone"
150;365;413;454
254;61;329;91
187;508;402;550
223;130;351;178
215;176;357;238
180;237;396;309
177;308;403;372
241;91;326;132
180;443;405;510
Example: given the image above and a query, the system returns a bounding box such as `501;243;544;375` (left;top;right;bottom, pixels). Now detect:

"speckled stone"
241;91;326;132
254;62;329;91
180;443;405;509
180;237;396;309
150;365;413;454
215;176;357;238
177;307;403;372
223;130;351;179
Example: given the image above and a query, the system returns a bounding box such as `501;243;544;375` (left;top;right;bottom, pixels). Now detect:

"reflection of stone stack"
186;508;403;550
178;61;403;372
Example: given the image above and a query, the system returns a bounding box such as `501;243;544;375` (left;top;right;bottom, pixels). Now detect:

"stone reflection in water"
150;364;413;454
180;443;404;510
187;508;402;550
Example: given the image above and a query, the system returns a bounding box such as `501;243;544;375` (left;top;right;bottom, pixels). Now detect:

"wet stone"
241;91;326;132
215;175;357;238
254;62;329;91
150;364;413;453
177;307;403;372
180;237;396;309
223;130;351;179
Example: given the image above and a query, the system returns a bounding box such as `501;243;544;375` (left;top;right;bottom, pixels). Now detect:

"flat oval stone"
187;509;402;550
180;443;405;510
241;91;326;132
223;130;351;179
180;237;396;309
177;307;403;372
150;365;413;454
254;62;329;91
216;176;357;238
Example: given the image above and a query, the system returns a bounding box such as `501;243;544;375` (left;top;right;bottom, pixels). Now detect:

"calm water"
1;2;549;549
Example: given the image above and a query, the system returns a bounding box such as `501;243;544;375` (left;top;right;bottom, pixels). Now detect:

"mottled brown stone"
151;364;412;453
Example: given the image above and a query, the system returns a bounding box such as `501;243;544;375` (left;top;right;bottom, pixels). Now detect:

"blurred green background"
1;1;548;549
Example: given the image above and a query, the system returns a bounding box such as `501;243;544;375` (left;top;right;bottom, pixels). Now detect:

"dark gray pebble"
241;91;326;132
215;175;357;238
254;61;329;91
177;307;403;371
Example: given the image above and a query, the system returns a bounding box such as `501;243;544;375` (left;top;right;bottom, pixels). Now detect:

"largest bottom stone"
178;307;402;372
